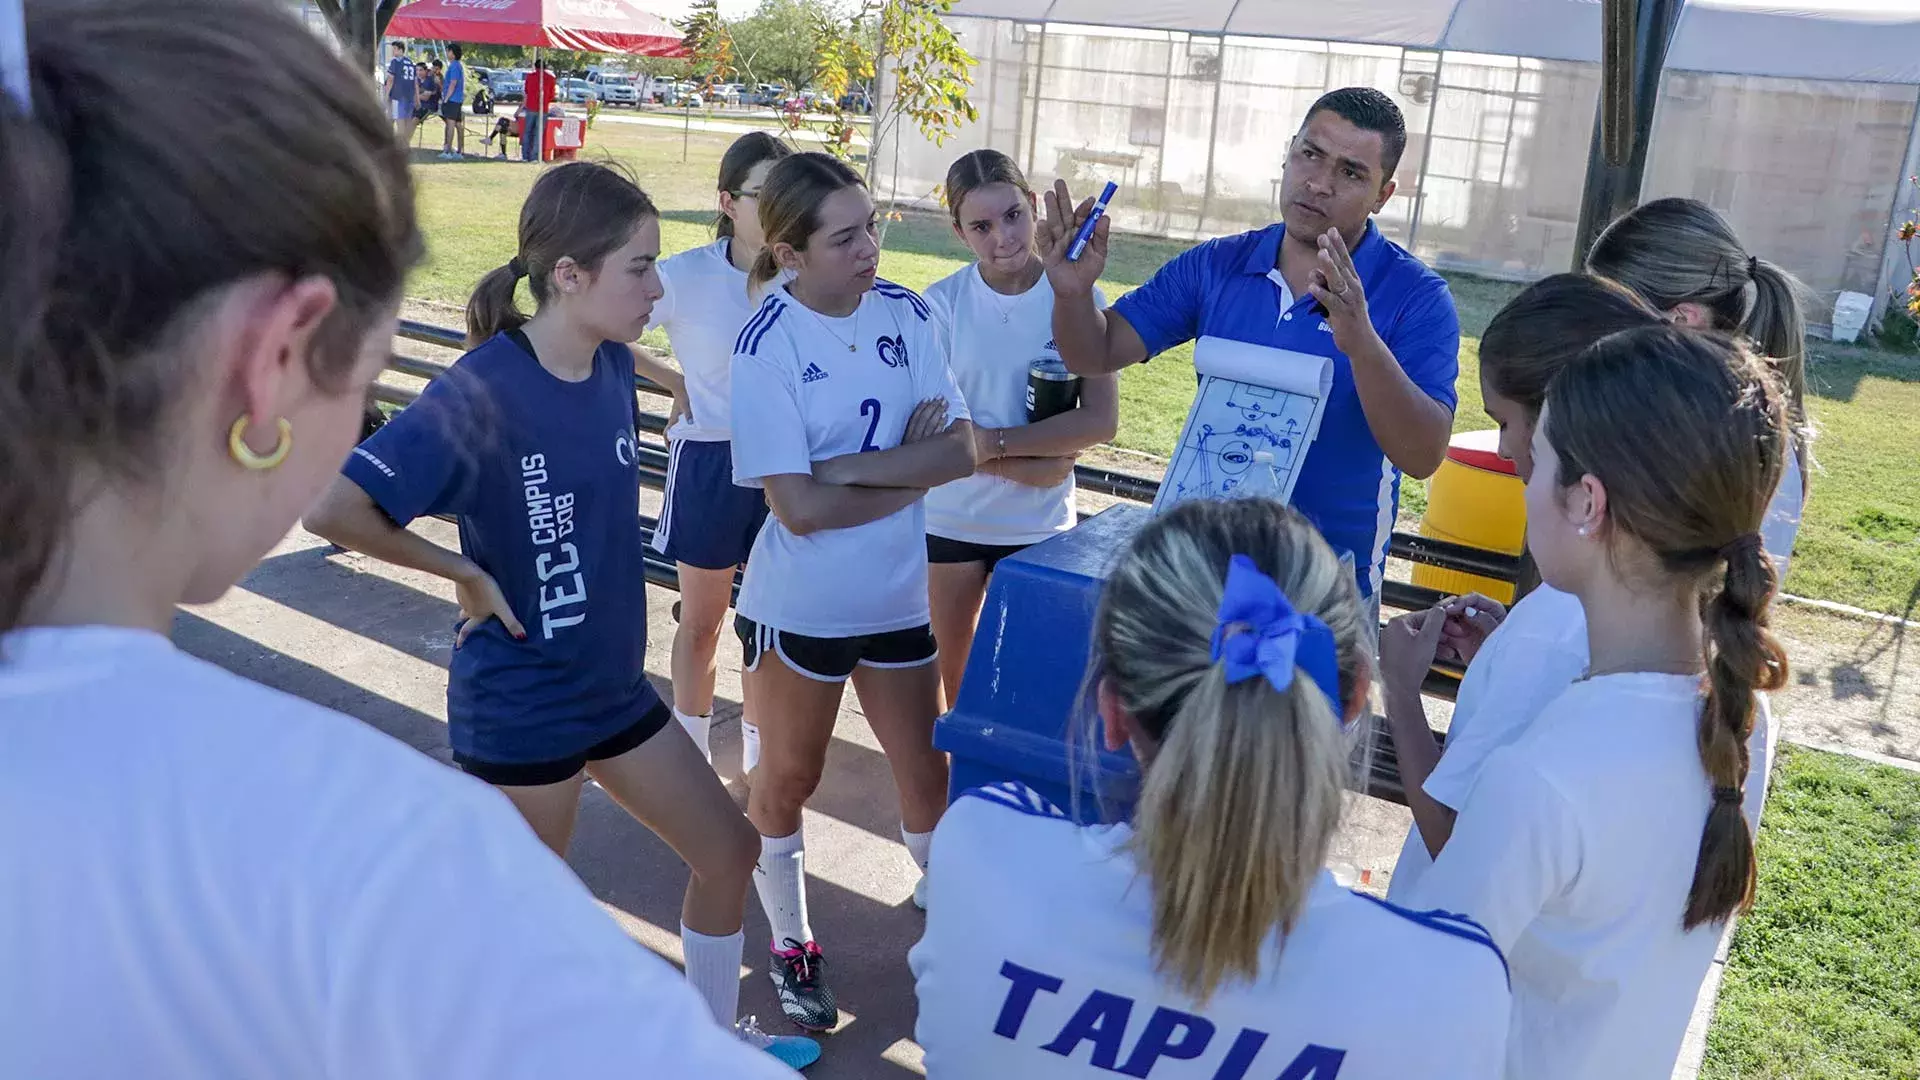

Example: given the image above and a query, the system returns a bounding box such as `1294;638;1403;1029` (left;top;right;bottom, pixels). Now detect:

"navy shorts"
651;438;769;570
736;614;937;684
452;699;673;787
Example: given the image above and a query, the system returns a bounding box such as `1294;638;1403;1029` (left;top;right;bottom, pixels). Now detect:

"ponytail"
466;259;529;348
1132;663;1348;1002
1746;258;1812;471
1686;537;1787;929
1091;499;1369;1004
0;85;79;635
749;247;782;295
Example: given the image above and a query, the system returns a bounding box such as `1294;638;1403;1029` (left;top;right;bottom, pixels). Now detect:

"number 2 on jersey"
859;398;882;452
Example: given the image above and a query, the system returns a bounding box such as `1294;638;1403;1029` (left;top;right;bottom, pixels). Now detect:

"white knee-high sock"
753;829;812;949
681;924;744;1026
740;719;761;775
902;825;933;876
674;708;712;763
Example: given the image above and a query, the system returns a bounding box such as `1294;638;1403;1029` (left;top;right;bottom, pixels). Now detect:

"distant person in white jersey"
306;163;817;1068
1586;197;1812;579
0;2;796;1076
1406;327;1789;1080
730;152;976;1032
921;149;1120;706
642;131;793;771
911;498;1511;1079
1379;275;1664;899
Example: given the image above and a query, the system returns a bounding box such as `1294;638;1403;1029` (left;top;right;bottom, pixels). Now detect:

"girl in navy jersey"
0;1;795;1075
910;499;1510;1078
729;152;975;1031
1407;327;1788;1080
921;149;1119;707
306;163;817;1068
642;132;792;770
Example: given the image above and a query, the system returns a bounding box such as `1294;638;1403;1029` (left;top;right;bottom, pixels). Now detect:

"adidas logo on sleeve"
801;362;829;384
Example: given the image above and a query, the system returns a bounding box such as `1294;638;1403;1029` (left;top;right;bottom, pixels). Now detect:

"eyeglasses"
729;188;763;201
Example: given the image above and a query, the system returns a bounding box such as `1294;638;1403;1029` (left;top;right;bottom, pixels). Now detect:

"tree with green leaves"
678;0;734;94
312;0;406;74
804;0;976;192
730;0;819;91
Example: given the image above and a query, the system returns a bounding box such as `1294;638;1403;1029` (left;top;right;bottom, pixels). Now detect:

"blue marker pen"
1066;181;1118;262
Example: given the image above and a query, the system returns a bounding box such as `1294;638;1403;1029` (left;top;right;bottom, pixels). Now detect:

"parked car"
561;78;598;105
750;83;786;107
839;88;872;113
488;70;523;103
587;70;640;106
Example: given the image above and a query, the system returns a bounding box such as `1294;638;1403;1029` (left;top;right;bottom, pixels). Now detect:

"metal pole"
1568;0;1685;268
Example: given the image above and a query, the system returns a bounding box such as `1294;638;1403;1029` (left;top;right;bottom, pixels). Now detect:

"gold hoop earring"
229;416;293;471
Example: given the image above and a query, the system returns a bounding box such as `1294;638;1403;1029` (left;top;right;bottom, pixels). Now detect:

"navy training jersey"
343;331;658;764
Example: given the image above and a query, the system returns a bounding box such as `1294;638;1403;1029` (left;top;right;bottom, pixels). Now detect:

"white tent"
874;0;1920;326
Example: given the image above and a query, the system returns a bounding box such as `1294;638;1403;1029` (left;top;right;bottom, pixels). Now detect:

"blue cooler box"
934;504;1147;824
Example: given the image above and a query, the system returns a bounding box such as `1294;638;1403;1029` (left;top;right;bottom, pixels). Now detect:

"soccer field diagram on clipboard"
1152;336;1335;514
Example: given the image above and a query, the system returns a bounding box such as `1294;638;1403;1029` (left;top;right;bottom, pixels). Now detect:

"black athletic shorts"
926;533;1030;572
440;99;464;122
452;699;672;787
735;614;937;684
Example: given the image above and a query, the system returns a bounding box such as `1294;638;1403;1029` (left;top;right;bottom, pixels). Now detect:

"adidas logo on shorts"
801;362;829;384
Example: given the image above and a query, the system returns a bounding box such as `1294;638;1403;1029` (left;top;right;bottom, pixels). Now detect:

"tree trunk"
316;0;404;76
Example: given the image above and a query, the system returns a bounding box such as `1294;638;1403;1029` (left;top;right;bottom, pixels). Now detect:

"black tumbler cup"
1026;356;1081;422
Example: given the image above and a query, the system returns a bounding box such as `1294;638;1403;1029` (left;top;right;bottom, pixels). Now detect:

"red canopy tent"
388;0;684;161
386;0;686;56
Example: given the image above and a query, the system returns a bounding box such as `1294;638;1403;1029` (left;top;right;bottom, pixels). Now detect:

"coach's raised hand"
1039;179;1109;298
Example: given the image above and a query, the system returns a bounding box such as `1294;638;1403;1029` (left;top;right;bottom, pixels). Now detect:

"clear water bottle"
1231;450;1283;499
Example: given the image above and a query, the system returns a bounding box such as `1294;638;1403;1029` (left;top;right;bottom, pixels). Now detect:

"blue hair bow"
1209;554;1344;715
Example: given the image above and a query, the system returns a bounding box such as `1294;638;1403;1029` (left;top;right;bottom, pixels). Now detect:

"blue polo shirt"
1112;220;1460;597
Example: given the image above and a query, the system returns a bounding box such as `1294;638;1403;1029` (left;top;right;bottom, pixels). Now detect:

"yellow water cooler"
1411;429;1527;604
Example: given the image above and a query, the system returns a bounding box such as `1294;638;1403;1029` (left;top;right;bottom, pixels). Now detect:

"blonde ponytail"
1091;498;1370;1005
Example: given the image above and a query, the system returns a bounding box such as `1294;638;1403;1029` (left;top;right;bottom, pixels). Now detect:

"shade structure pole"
1569;0;1685;267
531;45;546;163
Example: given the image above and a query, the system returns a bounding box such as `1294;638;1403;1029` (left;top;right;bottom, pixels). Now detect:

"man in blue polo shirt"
1044;87;1458;602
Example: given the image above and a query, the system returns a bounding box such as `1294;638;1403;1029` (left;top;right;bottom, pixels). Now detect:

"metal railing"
387;320;1525;803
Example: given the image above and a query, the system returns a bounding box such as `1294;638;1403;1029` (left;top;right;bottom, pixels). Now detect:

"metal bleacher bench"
382;320;1528;804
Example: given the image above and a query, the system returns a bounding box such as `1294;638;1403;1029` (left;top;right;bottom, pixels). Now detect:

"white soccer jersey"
921;267;1106;546
652;238;761;442
911;782;1512;1080
1406;675;1776;1080
1389;584;1589;900
730;279;969;637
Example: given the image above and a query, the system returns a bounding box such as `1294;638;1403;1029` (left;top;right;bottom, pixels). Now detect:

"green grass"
405;120;1920;615
1702;745;1920;1079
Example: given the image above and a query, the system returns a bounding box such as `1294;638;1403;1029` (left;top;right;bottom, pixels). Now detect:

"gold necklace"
797;295;860;352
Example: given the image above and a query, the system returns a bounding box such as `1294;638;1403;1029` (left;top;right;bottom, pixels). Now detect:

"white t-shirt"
1405;674;1775;1080
731;279;970;636
0;626;791;1080
1388;584;1589;901
653;237;761;442
921;267;1106;546
1762;446;1804;581
911;782;1511;1080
